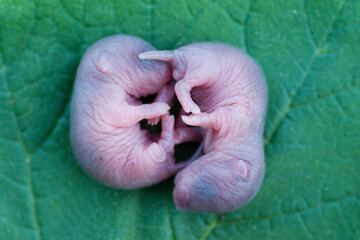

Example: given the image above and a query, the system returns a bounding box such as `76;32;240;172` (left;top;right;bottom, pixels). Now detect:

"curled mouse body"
140;43;268;212
71;35;180;189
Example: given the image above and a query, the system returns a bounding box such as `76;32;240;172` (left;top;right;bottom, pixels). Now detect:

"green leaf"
1;0;359;239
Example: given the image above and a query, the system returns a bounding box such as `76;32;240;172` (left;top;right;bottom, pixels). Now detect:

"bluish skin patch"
195;181;216;200
192;169;217;200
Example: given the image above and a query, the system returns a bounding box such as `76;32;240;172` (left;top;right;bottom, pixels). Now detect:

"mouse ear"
94;51;115;74
138;50;175;62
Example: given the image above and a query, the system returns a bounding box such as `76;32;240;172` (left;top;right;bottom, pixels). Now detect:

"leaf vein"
0;173;26;190
243;0;256;53
217;195;356;227
58;0;83;27
171;1;211;49
264;0;347;146
31;95;71;155
163;187;176;240
1;60;42;240
198;215;219;240
298;213;314;239
289;83;360;111
303;6;317;50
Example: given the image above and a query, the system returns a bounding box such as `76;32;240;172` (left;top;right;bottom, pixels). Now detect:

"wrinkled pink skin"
140;43;268;213
70;35;198;189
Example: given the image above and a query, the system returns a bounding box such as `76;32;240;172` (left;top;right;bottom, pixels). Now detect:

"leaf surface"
0;0;359;239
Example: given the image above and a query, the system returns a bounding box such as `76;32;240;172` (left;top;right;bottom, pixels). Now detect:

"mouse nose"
173;185;191;210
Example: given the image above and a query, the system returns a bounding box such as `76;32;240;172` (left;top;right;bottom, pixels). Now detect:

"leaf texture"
0;0;359;239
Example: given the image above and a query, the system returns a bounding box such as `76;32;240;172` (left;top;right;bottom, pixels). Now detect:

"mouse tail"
175;141;204;171
138;50;175;62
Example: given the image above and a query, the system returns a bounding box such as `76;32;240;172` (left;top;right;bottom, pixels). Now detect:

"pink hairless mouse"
70;35;198;189
140;43;268;213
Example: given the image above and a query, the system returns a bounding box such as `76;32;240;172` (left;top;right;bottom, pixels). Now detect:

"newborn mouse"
140;42;268;212
70;35;177;189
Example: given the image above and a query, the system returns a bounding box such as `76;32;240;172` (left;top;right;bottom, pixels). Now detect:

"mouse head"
85;35;172;97
173;151;264;213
